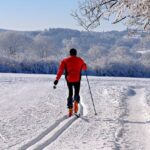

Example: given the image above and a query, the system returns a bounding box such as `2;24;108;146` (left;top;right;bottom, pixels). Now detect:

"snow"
0;73;150;150
137;50;150;54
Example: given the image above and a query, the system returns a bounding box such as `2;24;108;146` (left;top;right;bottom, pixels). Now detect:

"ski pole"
85;71;97;115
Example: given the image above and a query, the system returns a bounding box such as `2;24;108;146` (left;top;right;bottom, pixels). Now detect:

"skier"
53;48;87;117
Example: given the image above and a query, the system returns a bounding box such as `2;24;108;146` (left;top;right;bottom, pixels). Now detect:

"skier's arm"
80;58;87;71
82;63;87;71
56;60;65;81
81;58;87;71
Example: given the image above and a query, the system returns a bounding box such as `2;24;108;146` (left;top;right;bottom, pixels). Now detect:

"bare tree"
72;0;150;31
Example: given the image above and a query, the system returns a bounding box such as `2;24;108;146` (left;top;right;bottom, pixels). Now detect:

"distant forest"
0;28;150;77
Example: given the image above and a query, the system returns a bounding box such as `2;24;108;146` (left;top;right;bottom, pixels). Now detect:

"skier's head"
70;48;77;56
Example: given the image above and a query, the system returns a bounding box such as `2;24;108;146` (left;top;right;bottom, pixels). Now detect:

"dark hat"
70;48;77;56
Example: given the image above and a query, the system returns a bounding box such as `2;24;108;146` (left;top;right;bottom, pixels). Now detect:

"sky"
0;0;126;32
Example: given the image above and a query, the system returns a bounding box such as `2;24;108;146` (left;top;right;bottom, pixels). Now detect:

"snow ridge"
80;97;88;116
113;87;150;149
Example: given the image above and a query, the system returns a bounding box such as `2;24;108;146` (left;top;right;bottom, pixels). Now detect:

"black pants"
67;82;80;108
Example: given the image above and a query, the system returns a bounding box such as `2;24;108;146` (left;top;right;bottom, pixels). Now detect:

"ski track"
20;103;84;150
20;115;67;150
112;87;150;150
120;88;150;150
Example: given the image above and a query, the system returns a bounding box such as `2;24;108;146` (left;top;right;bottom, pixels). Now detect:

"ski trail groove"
20;102;84;150
20;115;67;150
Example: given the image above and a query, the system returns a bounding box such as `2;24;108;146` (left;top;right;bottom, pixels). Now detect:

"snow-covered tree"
0;31;32;59
88;45;107;59
33;35;54;58
72;0;150;31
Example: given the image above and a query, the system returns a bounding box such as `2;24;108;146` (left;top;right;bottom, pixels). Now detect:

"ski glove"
54;80;58;85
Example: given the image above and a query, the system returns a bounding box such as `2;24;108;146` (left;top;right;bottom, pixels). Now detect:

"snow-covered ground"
0;73;150;150
137;50;150;54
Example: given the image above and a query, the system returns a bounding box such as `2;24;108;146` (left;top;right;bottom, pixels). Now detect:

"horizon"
0;27;128;33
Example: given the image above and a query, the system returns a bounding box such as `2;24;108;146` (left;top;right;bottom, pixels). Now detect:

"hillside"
0;28;150;77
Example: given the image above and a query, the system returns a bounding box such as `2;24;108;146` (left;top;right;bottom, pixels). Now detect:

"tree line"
0;28;150;77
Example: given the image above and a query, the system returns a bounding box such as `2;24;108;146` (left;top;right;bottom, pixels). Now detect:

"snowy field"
0;73;150;150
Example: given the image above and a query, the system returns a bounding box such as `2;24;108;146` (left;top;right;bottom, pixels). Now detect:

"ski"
74;113;80;118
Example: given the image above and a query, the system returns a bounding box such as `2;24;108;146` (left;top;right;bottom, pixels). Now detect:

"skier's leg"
74;82;80;103
67;82;73;116
73;82;80;113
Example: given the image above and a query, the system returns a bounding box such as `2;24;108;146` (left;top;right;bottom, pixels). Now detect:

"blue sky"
0;0;126;32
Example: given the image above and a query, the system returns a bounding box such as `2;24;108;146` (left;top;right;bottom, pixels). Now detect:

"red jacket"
56;56;87;82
